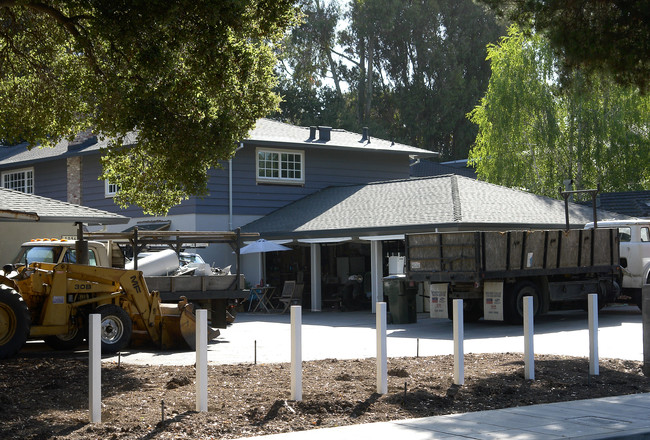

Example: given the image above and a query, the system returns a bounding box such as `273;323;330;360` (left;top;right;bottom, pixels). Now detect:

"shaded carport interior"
241;175;634;312
0;188;128;261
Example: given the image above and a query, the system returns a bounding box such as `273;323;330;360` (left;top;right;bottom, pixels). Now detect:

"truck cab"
585;219;650;308
12;239;122;268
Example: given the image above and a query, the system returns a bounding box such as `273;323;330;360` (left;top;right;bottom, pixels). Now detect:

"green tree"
0;1;299;214
274;0;504;159
468;26;650;197
273;0;350;127
369;0;504;158
475;0;650;93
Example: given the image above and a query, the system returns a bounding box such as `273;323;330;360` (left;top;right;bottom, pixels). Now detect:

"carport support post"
524;296;534;380
453;299;464;385
310;244;322;312
371;241;383;314
89;313;101;423
196;309;208;412
291;306;303;401
376;302;387;394
588;293;599;376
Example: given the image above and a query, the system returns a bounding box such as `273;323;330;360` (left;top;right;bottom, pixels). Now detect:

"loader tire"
96;304;132;353
44;326;86;351
0;288;30;359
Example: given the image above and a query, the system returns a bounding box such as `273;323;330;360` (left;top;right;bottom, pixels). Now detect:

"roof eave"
244;139;431;156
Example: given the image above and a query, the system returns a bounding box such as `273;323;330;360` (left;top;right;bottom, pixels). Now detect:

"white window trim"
105;180;119;197
255;147;305;185
1;167;34;194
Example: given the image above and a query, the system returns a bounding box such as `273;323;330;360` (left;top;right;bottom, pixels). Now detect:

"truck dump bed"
406;228;619;283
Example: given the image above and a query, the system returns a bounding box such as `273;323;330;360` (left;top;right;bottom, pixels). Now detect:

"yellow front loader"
0;262;215;359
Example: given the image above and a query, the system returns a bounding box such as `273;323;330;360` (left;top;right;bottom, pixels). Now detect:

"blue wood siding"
197;144;411;216
80;154;197;217
20;145;412;219
33;159;67;201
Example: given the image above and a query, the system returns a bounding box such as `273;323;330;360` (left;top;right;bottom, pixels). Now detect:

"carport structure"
242;175;632;312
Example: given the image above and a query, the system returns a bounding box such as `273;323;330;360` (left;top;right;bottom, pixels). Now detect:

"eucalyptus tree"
468;26;650;197
0;1;299;215
275;0;503;159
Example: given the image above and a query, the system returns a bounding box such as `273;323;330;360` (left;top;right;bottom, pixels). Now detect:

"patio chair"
278;281;303;313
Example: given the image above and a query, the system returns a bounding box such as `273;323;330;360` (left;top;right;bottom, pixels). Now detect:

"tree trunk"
364;37;374;122
358;38;367;125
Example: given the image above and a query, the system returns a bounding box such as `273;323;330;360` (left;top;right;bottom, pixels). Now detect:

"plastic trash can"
383;275;417;324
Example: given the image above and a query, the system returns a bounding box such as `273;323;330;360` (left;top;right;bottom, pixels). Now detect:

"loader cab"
13;239;100;267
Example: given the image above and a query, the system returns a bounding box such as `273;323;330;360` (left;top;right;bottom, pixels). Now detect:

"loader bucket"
158;301;220;350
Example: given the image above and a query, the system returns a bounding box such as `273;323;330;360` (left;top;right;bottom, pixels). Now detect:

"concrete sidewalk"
235;393;650;440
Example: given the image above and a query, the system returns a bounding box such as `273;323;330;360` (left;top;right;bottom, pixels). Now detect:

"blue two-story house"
0;119;434;303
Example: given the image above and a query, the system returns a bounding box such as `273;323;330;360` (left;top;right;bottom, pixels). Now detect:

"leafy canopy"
273;0;504;160
475;0;650;93
468;25;650;198
0;0;299;214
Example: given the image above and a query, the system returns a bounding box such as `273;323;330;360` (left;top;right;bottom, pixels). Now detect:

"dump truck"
0;262;210;359
405;228;622;323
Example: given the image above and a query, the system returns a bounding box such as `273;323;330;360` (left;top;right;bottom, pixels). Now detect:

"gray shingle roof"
0;188;128;224
595;191;650;218
410;159;477;179
1;119;432;168
0;133;138;167
241;175;632;239
245;119;434;156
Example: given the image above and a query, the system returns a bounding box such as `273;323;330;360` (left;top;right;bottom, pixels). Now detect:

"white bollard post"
89;313;101;423
523;296;535;380
376;302;388;394
291;305;302;401
196;309;208;412
588;293;599;376
453;299;464;385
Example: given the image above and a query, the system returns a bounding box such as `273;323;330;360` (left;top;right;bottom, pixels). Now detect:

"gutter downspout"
229;142;245;231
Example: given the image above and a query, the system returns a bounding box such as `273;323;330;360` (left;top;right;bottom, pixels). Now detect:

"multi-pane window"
2;168;34;193
257;149;304;184
105;180;119;197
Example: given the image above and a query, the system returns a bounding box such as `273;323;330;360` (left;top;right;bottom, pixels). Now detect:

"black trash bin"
383;275;417;324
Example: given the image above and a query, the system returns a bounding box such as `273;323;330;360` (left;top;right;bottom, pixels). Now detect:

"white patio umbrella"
239;239;291;254
239;239;291;285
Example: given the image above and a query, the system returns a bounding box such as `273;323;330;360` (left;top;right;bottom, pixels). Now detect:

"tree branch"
5;2;104;76
330;47;360;68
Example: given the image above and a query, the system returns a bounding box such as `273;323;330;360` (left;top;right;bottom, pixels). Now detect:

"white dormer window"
2;168;34;194
105;180;119;197
256;148;304;184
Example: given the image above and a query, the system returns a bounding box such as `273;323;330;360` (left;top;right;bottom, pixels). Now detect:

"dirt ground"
1;350;649;440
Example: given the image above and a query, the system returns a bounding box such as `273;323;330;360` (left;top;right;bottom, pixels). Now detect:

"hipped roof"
241;175;632;240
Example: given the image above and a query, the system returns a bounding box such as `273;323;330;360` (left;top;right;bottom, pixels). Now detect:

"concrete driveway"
99;303;643;366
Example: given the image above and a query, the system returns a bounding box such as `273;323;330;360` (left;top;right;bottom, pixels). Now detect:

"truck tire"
96;304;132;353
504;281;541;325
44;326;86;351
0;288;30;359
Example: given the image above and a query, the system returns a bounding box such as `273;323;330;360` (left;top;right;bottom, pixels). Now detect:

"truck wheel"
0;288;30;359
505;281;541;325
44;326;86;351
96;304;132;353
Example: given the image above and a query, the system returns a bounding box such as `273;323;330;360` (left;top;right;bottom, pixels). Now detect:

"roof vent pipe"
318;126;331;142
309;126;317;140
361;127;369;142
